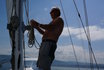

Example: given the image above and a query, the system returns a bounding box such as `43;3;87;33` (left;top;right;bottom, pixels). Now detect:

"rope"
24;0;39;70
24;0;40;49
59;0;80;70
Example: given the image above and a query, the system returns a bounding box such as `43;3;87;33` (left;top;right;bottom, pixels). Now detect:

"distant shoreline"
0;55;104;69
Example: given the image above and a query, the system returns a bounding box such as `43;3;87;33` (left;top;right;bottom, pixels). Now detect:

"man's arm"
35;26;44;35
30;19;44;35
39;17;63;30
39;23;55;31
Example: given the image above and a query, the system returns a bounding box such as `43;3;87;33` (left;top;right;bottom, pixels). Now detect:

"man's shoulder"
54;17;64;27
56;17;64;23
57;16;62;20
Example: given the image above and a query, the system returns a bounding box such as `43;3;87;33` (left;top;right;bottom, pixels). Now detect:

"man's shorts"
37;39;57;69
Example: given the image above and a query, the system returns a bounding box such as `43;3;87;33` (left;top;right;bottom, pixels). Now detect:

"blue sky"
0;0;104;64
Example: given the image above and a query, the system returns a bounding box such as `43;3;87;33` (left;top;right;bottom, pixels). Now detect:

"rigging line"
8;0;18;69
77;20;88;69
24;0;29;25
74;2;88;65
59;0;80;70
33;30;40;49
83;0;99;70
72;0;99;70
83;0;95;68
24;0;40;49
72;0;89;41
73;8;88;69
72;0;93;70
23;37;26;70
72;0;94;70
24;0;34;48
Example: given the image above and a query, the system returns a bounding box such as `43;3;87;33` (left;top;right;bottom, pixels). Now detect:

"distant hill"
0;55;104;69
52;60;104;68
0;55;11;64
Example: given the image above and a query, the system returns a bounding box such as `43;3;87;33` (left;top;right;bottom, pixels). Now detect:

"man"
30;7;64;70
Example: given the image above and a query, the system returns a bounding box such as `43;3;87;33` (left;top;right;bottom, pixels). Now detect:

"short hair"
50;7;61;17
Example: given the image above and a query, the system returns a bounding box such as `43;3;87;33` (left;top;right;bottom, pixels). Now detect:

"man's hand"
30;19;39;28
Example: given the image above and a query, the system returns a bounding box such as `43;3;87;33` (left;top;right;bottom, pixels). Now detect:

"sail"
6;0;13;23
6;0;24;70
6;0;20;23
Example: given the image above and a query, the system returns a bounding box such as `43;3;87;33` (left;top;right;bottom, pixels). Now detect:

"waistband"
42;39;57;43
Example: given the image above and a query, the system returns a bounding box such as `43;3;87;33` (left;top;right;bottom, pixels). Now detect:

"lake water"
52;67;104;70
0;55;104;70
0;65;104;70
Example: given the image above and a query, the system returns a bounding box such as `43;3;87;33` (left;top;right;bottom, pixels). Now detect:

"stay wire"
59;0;80;70
72;0;94;69
72;0;95;69
83;0;94;70
24;0;29;25
73;0;99;70
23;37;26;70
77;17;88;69
83;0;99;70
24;1;28;69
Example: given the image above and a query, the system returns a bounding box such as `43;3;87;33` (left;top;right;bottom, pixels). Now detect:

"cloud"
55;45;104;64
2;44;104;64
55;45;87;62
61;26;104;41
61;27;81;36
77;26;104;41
44;8;48;11
100;19;104;25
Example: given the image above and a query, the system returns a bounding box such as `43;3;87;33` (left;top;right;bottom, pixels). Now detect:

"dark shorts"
37;39;57;69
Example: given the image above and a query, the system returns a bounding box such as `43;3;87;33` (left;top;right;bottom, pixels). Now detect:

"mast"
6;0;24;70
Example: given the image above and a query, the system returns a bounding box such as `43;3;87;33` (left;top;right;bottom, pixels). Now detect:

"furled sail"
6;0;24;70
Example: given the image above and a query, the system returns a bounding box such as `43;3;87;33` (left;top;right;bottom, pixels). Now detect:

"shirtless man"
30;7;64;70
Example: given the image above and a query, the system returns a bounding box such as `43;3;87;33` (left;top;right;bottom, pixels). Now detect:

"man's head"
50;7;61;19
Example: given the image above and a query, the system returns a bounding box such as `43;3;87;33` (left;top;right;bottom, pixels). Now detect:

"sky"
0;0;104;64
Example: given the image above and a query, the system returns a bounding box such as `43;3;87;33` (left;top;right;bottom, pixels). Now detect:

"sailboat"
5;0;103;70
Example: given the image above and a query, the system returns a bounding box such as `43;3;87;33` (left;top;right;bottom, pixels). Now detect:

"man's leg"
37;42;52;70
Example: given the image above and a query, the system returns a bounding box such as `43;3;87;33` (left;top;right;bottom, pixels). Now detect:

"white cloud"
55;45;87;62
2;44;104;64
77;26;104;41
44;8;48;11
100;19;104;25
55;45;104;64
61;27;82;36
61;26;104;41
